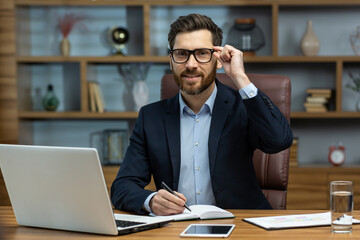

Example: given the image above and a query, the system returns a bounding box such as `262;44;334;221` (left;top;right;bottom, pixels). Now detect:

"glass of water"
330;181;353;233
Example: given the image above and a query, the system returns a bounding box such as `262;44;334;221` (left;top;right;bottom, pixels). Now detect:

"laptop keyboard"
115;220;146;228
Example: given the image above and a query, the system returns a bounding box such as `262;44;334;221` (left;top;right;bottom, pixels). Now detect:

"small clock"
328;144;346;166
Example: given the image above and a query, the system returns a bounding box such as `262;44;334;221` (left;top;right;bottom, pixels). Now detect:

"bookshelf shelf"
291;112;360;119
16;56;171;63
18;111;139;119
16;56;360;64
18;111;360;120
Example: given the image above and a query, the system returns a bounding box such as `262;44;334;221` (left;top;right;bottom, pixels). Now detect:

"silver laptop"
0;144;170;235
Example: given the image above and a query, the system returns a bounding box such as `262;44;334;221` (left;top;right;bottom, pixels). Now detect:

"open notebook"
151;204;235;221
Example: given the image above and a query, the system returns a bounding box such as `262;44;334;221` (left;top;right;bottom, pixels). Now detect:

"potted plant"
346;72;360;111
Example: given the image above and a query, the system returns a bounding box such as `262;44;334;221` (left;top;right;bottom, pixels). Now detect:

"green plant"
346;72;360;93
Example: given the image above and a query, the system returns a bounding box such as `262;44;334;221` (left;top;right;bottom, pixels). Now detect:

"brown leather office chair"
160;73;291;210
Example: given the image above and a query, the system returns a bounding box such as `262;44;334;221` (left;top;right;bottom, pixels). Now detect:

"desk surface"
0;206;359;239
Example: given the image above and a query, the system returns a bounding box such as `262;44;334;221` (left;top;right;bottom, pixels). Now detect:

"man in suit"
111;13;293;216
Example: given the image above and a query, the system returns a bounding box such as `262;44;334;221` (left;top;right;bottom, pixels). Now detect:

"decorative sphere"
111;27;129;44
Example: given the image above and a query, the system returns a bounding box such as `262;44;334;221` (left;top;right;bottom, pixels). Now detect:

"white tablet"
180;224;235;238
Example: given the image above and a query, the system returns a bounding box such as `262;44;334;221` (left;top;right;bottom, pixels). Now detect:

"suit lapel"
208;81;234;176
164;94;181;190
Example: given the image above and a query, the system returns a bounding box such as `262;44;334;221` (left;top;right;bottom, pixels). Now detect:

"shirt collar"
179;84;218;117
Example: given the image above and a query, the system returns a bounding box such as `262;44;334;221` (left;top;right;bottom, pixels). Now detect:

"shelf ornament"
118;63;151;111
346;72;360;111
42;84;59;111
328;143;346;167
107;26;130;55
90;129;129;165
57;13;87;56
227;18;265;56
350;26;360;56
300;20;320;56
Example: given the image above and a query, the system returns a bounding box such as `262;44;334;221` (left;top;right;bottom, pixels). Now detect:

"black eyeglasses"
170;48;215;64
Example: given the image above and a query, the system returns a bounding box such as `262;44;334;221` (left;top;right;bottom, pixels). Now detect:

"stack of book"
304;89;332;113
289;137;298;168
88;81;105;113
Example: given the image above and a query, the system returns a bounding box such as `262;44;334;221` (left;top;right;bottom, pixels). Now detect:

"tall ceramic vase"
300;20;320;56
132;80;149;111
356;97;360;112
60;37;71;56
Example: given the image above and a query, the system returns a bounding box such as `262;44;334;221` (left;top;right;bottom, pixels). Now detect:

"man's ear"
169;56;174;71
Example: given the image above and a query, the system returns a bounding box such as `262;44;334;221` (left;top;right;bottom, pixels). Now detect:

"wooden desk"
1;206;359;239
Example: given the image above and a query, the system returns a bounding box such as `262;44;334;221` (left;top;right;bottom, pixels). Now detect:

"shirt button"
195;142;199;147
196;118;199;123
196;166;200;171
249;91;254;97
197;190;201;195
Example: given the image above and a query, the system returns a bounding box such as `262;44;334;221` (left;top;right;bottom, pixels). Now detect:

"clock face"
330;149;345;165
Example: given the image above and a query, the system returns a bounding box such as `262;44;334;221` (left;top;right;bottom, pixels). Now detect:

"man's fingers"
155;197;181;214
174;191;187;202
213;46;223;61
158;189;186;206
213;45;233;62
213;46;223;51
152;199;181;216
150;190;186;216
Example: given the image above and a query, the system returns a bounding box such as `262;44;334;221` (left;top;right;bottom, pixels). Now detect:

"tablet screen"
180;224;235;237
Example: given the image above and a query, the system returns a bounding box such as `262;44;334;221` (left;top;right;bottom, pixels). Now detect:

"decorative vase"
350;26;360;56
43;84;59;111
357;97;360;112
300;20;320;56
32;87;43;111
60;37;71;56
132;80;149;111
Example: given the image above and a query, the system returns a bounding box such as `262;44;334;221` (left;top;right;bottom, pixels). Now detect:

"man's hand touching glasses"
213;45;251;89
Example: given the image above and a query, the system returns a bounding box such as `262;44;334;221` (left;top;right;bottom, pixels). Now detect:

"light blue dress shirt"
177;84;218;206
143;82;258;213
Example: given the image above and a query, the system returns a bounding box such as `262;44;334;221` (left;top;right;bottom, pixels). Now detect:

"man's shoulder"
140;99;166;113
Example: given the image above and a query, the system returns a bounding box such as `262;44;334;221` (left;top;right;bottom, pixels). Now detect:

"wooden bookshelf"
102;166;156;197
2;0;360;206
103;165;360;210
287;166;360;210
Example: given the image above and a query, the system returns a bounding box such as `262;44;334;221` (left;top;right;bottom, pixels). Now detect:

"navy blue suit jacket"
111;80;293;214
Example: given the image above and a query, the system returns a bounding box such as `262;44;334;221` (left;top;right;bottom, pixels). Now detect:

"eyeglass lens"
172;49;213;63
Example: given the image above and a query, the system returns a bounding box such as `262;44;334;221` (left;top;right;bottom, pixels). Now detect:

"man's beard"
173;64;217;95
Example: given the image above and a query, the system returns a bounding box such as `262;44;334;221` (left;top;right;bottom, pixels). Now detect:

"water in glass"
331;191;353;233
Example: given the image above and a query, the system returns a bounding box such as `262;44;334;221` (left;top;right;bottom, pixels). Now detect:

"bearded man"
111;13;293;215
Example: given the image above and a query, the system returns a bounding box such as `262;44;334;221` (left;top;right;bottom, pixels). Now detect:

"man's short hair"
168;13;223;50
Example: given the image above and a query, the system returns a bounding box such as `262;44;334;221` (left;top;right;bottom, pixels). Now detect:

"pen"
161;181;192;212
